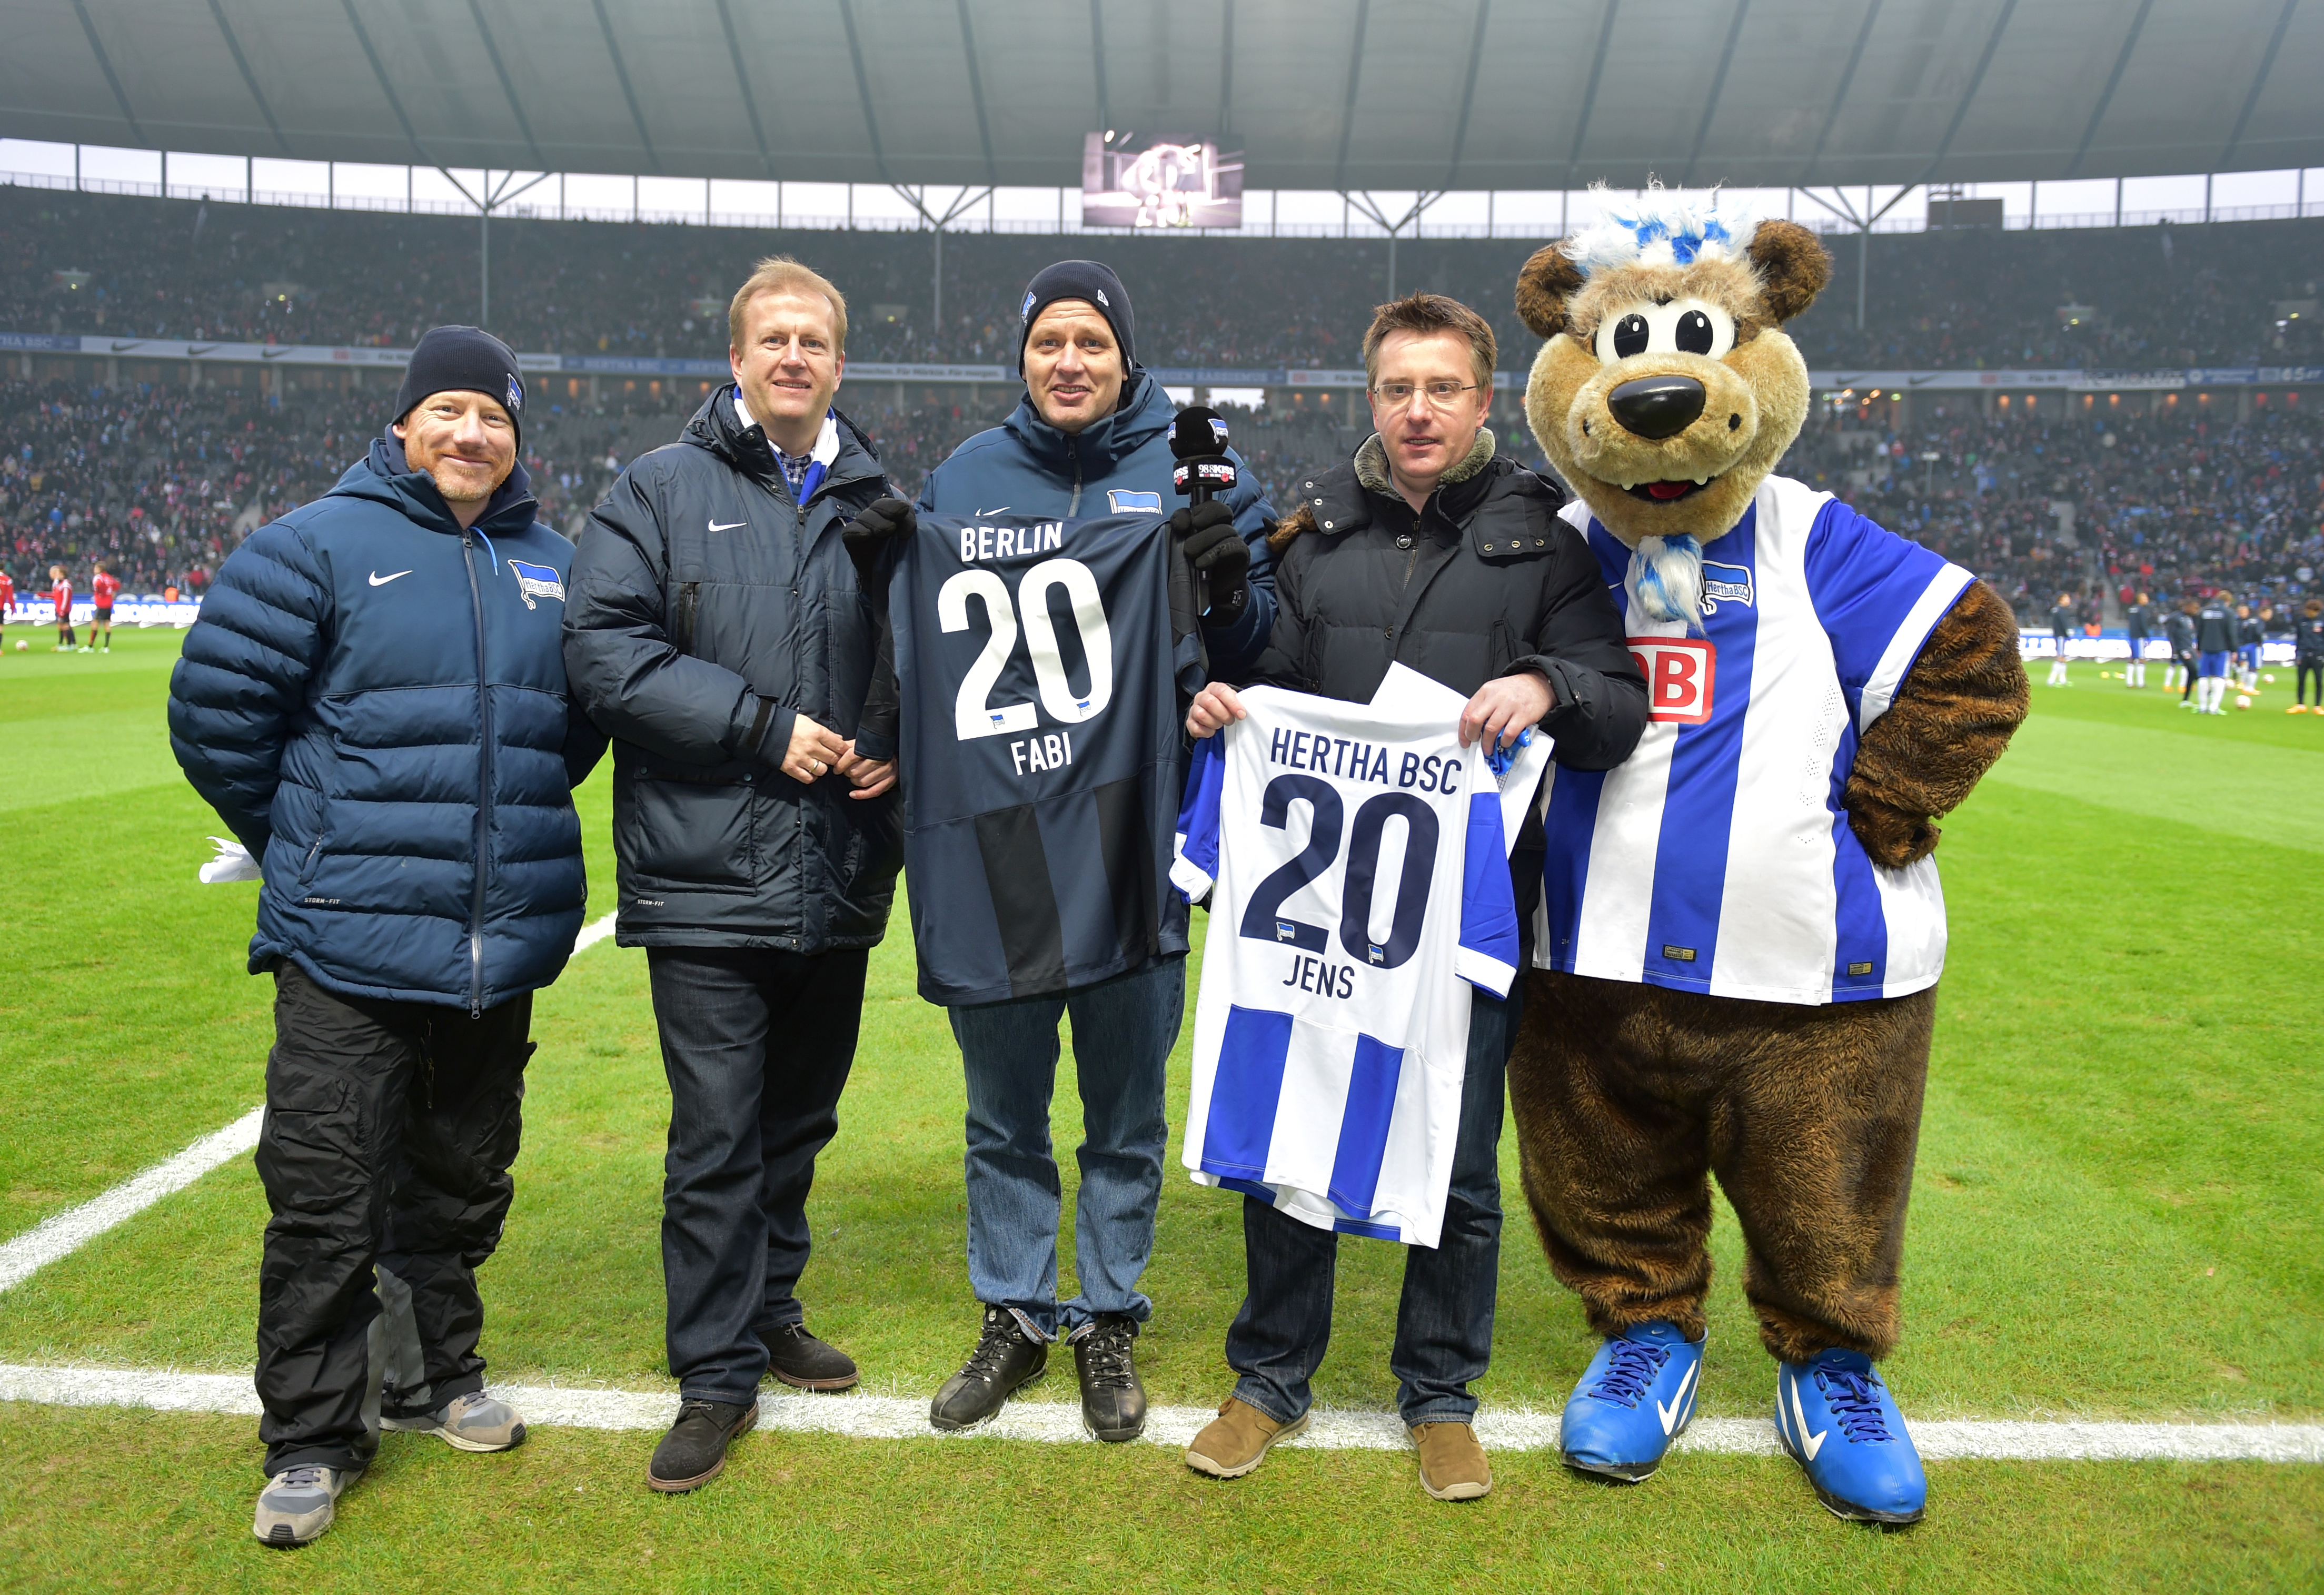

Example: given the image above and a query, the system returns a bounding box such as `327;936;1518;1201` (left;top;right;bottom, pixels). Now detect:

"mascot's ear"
1515;243;1586;338
1745;220;1832;324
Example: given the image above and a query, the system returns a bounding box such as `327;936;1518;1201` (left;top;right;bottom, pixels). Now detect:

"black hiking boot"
929;1305;1048;1431
1071;1312;1148;1442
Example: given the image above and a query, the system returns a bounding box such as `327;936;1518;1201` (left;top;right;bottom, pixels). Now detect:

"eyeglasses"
1370;380;1483;407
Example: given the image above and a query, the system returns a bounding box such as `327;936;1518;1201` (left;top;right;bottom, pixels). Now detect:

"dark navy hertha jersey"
891;512;1188;1005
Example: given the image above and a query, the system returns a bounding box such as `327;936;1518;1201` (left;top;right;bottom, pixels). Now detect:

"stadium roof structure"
3;0;2320;193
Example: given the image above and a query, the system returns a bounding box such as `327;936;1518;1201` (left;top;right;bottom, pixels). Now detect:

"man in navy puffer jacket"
168;327;604;1549
846;261;1277;1444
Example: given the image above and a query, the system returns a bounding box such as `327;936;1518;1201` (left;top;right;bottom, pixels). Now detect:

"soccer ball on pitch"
2236;695;2253;710
2263;672;2277;683
12;640;24;652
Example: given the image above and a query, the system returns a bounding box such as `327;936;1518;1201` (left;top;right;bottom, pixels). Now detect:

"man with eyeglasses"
1179;292;1645;1501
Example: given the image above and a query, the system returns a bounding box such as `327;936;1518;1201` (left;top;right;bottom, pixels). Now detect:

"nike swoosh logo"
708;520;747;532
1788;1372;1828;1461
974;506;1009;517
369;570;413;587
1656;1359;1699;1436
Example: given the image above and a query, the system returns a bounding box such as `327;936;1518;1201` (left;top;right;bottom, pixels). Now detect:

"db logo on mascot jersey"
1628;638;1715;725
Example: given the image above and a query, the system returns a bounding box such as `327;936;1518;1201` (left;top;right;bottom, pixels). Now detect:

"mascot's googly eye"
1592;299;1736;365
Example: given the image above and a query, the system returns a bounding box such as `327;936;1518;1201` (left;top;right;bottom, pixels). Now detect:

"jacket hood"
682;383;883;494
332;432;537;536
998;369;1173;478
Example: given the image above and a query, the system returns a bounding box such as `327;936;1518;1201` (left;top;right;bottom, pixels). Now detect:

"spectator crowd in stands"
5;189;2321;624
7;187;2321;374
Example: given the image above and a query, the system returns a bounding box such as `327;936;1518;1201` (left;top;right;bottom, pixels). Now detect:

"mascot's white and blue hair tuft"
1561;182;1758;278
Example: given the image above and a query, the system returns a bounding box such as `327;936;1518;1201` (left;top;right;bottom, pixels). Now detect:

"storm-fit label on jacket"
888;512;1187;1005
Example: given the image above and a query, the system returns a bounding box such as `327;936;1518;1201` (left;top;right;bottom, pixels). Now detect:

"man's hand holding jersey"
1187;671;1553;754
841;497;918;596
1168;500;1252;629
1458;671;1554;754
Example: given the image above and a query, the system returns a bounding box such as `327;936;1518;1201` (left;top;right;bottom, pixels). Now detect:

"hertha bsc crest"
508;559;564;610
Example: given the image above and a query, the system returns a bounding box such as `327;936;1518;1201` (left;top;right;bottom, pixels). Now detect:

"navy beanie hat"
1016;260;1136;373
395;325;525;448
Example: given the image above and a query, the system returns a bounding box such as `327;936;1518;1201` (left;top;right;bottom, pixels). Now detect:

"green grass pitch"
0;628;2318;1591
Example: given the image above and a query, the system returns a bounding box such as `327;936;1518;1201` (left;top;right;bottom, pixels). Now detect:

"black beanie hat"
394;325;525;448
1016;260;1136;373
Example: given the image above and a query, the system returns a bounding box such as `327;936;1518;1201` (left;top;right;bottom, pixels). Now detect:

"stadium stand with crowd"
5;186;2320;629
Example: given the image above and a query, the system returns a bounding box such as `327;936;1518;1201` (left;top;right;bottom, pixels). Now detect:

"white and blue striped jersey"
1172;665;1543;1246
1535;475;1973;1006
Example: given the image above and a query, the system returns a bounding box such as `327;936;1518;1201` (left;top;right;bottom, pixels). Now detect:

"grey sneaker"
381;1390;527;1452
252;1464;357;1548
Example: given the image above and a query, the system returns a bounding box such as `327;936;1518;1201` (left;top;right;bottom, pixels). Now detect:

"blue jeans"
949;956;1183;1340
1225;984;1521;1426
649;946;866;1403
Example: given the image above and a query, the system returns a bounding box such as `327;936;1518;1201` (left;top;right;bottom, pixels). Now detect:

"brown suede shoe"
1411;1421;1492;1501
1185;1396;1310;1479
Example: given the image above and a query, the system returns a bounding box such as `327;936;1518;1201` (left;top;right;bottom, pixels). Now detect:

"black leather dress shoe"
758;1321;860;1391
1072;1312;1148;1442
647;1398;758;1493
929;1305;1048;1431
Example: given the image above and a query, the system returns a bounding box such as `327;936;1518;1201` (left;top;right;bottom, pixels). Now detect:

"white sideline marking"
2;1364;2319;1463
0;1111;265;1294
7;912;2318;1469
0;912;623;1299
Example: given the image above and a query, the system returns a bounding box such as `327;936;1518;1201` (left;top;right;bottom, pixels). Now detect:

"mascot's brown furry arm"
1502;189;2027;1525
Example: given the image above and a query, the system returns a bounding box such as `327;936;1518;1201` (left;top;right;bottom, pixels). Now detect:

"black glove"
842;497;917;594
1168;500;1251;629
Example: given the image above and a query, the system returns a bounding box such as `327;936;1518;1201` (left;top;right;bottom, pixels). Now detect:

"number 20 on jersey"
939;559;1115;766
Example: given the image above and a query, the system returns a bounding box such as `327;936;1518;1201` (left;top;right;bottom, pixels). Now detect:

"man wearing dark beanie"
839;259;1279;1444
170;325;604;1547
394;324;529;452
1014;259;1139;374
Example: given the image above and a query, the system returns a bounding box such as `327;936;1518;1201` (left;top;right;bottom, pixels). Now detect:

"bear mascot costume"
1505;188;2029;1524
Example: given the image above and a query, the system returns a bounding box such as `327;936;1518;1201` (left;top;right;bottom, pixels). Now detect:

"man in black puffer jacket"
1180;293;1645;1503
168;327;606;1548
562;258;901;1495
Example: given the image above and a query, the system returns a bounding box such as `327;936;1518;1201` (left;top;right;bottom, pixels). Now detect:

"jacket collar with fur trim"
1288;428;1563;560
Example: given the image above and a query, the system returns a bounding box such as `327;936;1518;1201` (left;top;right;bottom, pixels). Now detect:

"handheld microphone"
1170;406;1237;617
1170;405;1237;505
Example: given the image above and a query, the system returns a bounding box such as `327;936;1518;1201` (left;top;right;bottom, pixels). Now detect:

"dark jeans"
254;964;532;1475
648;945;866;1403
2300;657;2323;705
1225;983;1522;1427
949;956;1183;1339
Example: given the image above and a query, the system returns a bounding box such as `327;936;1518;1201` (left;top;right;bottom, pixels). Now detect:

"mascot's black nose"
1607;374;1707;440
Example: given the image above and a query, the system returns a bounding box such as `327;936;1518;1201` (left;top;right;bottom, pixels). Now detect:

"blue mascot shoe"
1773;1349;1927;1524
1558;1321;1704;1481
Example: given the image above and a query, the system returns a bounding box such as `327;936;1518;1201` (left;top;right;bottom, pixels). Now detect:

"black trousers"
2300;657;2323;705
648;946;867;1402
254;963;532;1474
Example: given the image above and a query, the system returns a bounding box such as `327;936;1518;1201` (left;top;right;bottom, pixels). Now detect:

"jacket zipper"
462;529;492;1017
1067;443;1082;518
676;581;700;653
